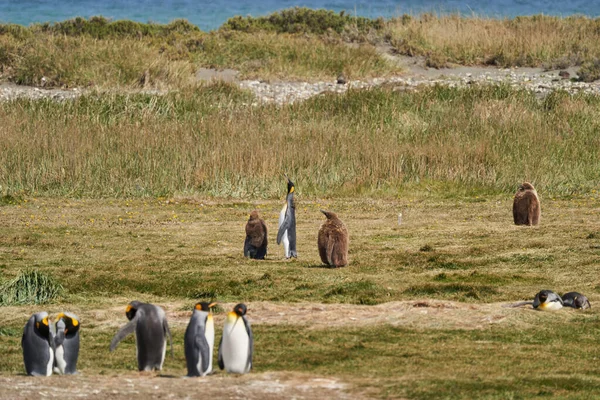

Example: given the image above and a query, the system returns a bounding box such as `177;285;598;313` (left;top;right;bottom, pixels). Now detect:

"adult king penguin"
244;210;268;259
22;312;54;376
110;301;173;371
533;290;563;310
184;301;216;377
318;210;349;268
53;312;80;375
277;174;297;258
218;303;253;374
562;292;591;309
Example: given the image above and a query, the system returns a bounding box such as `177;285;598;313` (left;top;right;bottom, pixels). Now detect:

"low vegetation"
0;269;64;305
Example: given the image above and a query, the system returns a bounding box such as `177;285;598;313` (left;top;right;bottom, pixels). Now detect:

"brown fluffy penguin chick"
513;182;541;226
244;211;268;259
318;210;349;267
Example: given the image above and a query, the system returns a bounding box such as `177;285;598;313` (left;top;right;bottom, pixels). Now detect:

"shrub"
0;269;64;305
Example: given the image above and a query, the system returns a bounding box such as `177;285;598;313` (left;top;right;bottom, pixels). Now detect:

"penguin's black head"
195;301;217;312
34;313;51;339
126;301;141;320
233;303;247;316
538;291;548;303
56;312;80;336
285;174;295;194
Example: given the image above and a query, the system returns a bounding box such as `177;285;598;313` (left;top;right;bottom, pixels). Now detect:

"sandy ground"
0;372;368;400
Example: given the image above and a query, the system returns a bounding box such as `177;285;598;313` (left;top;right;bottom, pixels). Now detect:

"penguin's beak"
208;302;217;308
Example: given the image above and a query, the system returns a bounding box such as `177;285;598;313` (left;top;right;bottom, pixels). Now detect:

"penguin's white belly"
205;318;215;374
46;346;54;376
279;206;290;257
223;322;250;374
54;345;66;374
539;301;563;311
160;339;166;370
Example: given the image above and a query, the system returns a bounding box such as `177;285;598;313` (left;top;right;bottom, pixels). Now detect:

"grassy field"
3;10;600;89
1;195;600;398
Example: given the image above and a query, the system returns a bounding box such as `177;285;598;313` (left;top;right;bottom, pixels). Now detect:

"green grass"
1;84;600;198
0;269;64;305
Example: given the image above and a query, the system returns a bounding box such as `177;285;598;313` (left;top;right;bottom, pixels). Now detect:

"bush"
0;269;64;305
223;7;384;35
578;58;600;82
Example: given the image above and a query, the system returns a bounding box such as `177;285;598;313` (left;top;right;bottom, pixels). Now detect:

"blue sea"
0;0;597;31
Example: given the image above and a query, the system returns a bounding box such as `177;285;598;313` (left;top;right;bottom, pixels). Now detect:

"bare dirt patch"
0;372;366;400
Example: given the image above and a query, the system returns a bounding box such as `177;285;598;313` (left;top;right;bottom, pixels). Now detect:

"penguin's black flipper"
217;335;224;370
163;318;174;358
276;218;290;245
243;315;253;370
196;323;210;374
110;317;137;351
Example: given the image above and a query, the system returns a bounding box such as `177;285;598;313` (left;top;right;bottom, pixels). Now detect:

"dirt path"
0;372;368;400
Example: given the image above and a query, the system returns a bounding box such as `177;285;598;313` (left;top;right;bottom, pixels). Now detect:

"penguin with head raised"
533;290;563;310
562;292;591;309
218;303;253;374
277;174;297;259
110;301;173;371
184;301;217;377
244;210;268;260
22;311;54;376
53;312;80;375
513;182;541;226
318;210;349;268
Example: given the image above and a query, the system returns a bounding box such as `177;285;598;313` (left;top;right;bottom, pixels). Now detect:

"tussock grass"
1;84;600;198
0;269;64;305
386;14;600;69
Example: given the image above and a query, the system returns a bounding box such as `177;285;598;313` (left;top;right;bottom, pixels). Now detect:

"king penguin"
218;303;253;374
184;301;216;377
533;290;563;310
53;312;80;375
277;174;297;258
22;311;54;376
562;292;591;309
244;210;268;259
110;301;174;371
318;210;349;268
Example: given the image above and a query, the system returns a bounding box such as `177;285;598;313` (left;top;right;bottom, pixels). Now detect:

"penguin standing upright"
277;174;297;258
53;312;80;375
110;301;173;371
218;303;253;374
533;290;563;310
244;211;268;260
318;210;349;268
184;301;216;377
22;312;54;376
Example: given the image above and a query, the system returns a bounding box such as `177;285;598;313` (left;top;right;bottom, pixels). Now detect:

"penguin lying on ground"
218;303;253;374
533;290;563;310
244;211;268;259
318;210;349;268
277;174;297;259
184;302;216;377
53;312;80;375
110;301;173;371
562;292;591;309
22;312;54;376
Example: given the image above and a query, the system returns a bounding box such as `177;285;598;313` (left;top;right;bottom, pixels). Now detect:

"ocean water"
0;0;598;31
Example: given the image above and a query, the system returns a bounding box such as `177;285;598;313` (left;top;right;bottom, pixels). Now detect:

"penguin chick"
513;182;541;226
22;312;54;376
184;301;217;377
277;174;297;258
110;301;173;371
218;303;253;374
562;292;591;309
53;312;80;375
244;211;268;260
318;210;349;268
533;290;563;310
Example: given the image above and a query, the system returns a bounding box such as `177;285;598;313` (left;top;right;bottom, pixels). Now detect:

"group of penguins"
22;301;251;377
244;174;349;267
19;179;591;376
